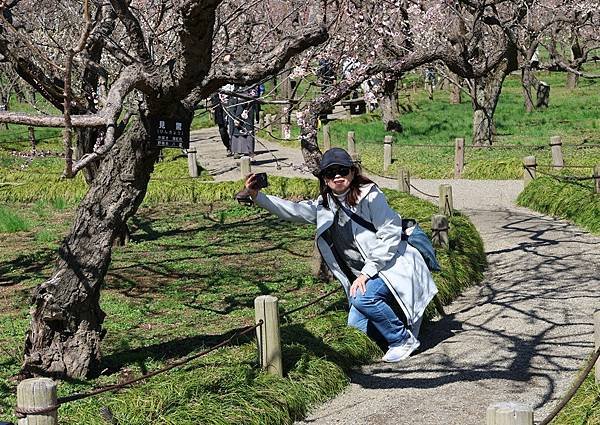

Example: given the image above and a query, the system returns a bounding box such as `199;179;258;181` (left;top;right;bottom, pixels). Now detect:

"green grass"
517;177;600;234
0;206;30;233
260;70;600;179
552;367;600;425
0;180;485;424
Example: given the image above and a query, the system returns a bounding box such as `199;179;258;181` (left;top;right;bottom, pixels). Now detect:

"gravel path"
190;128;600;424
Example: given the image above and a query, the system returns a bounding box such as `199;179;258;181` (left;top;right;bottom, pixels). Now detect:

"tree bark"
566;40;583;90
378;78;403;132
449;74;462;105
471;57;513;146
565;71;579;90
521;65;535;113
22;120;159;379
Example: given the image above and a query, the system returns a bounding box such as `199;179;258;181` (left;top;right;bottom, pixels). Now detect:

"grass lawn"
260;69;600;179
0;178;485;424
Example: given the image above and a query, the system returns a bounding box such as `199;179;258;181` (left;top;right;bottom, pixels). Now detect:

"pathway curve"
190;128;600;424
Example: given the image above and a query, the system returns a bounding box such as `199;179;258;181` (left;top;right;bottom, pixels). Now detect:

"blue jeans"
347;276;408;347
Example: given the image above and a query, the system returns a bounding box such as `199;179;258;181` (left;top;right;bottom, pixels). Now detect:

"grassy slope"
517;177;600;234
0;179;485;424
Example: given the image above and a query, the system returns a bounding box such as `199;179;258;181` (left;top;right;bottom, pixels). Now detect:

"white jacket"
254;183;438;327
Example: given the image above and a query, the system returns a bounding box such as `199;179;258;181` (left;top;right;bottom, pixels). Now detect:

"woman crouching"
244;148;437;362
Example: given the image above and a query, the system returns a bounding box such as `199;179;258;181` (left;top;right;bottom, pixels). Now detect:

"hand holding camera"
235;172;268;206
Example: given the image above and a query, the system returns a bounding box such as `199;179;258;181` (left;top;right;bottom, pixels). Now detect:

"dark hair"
319;164;375;209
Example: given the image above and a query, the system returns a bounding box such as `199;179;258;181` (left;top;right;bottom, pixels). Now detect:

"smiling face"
322;166;355;194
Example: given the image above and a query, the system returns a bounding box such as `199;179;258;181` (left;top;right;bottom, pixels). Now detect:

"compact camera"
253;172;269;189
235;172;268;206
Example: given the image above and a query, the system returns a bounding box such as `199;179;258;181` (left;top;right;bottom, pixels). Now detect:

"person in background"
209;92;232;156
229;85;258;159
243;148;438;362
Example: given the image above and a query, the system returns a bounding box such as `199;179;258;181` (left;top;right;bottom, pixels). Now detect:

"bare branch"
63;0;93;177
0;111;105;127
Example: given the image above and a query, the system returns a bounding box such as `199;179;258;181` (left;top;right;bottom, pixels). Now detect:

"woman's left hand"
350;274;369;298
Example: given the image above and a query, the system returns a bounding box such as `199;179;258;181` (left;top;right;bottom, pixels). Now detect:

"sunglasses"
322;166;351;179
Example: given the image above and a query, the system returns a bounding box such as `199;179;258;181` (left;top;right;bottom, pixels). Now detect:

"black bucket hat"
319;148;353;172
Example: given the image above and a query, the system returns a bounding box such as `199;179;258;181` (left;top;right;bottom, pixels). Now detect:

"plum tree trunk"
566;71;579;90
378;78;403;132
22;120;160;378
566;41;582;90
471;67;509;146
449;74;462;105
521;65;535;113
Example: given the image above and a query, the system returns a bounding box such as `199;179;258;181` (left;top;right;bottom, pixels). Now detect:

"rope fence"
13;283;346;423
339;131;599;195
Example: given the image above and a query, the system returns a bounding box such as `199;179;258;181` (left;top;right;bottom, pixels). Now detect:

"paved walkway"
190;128;600;424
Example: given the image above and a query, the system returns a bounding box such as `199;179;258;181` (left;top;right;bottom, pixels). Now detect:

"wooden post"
398;168;410;193
431;215;449;248
439;184;453;216
350;152;360;163
454;137;465;178
16;378;58;425
523;156;537;184
550;136;564;170
254;295;283;377
595;310;600;384
265;114;273;134
487;402;533;425
28;126;36;151
383;135;393;172
323;124;331;151
594;164;600;195
240;156;251;178
187;150;198;178
347;131;356;155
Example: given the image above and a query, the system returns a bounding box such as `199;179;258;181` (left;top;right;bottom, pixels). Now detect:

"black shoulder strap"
331;194;413;238
332;196;377;232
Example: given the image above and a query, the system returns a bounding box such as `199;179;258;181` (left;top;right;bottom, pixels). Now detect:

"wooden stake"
523;156;537;184
347;131;356;155
454;137;465;178
487;402;533;425
187;150;198;178
240;156;251;178
383;135;393;172
398;168;410;193
594;164;600;195
439;184;453;216
17;378;58;425
431;214;449;248
550;136;564;170
265;114;273;134
254;295;283;377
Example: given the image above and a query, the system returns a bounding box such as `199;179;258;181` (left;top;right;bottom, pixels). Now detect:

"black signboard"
149;116;191;149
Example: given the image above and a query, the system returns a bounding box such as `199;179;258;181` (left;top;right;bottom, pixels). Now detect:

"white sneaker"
382;332;420;362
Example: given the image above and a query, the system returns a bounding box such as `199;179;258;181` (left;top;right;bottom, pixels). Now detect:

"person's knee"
350;292;376;312
347;309;368;333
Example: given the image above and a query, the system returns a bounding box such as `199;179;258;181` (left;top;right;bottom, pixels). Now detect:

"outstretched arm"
245;174;317;225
